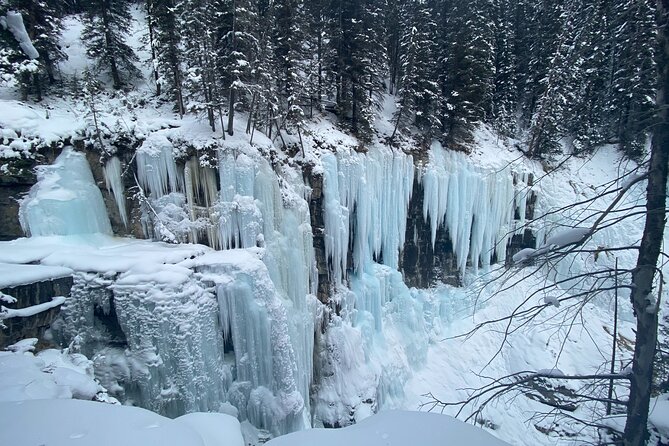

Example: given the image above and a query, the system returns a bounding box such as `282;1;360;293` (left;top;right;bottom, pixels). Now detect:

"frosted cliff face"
16;137;535;436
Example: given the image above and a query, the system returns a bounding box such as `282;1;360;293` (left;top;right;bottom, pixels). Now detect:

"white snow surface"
266;410;510;446
0;398;243;446
0;262;72;288
0;339;104;402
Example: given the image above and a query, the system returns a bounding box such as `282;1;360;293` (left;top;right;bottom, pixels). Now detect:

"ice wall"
420;142;521;274
20;148;112;236
321;145;414;285
133;140;318;436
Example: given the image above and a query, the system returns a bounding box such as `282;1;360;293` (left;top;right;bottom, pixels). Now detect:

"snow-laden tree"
146;0;185;116
392;0;441;140
604;0;656;161
439;0;495;143
81;0;141;89
9;0;67;84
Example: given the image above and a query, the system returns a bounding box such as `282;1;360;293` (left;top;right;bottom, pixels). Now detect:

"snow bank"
0;339;104;402
266;410;510;446
0;262;72;288
0;398;242;446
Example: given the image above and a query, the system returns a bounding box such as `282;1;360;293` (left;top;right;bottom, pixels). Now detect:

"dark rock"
0;275;73;349
400;177;462;288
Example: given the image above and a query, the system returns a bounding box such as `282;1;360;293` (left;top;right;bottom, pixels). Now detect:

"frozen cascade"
214;149;317;435
421;141;518;274
19;147;112;236
136;132;183;198
184;156;219;245
103;156;128;227
321;145;414;285
52;267;231;416
196;251;311;436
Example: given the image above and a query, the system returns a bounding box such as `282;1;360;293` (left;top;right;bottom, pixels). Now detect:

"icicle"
136;133;183;198
103;156;128;228
420;142;520;275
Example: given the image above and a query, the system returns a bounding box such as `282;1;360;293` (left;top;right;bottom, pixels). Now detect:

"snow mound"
265;410;510;446
0;398;243;446
0;340;105;402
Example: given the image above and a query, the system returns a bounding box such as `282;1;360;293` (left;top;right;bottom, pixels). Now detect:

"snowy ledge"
0;263;73;289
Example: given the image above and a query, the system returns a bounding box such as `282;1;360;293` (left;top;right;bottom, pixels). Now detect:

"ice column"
19;147;112;236
103;156;128;227
321;146;414;284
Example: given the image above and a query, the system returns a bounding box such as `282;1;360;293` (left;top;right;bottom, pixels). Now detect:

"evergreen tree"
526;1;582;159
273;0;304;126
440;0;495;142
180;0;226;131
146;0;185;116
10;0;67;84
490;0;517;136
393;0;441;139
81;0;141;89
328;0;387;139
605;0;656;160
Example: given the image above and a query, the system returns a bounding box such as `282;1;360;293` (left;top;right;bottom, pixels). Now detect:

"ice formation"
19;147;112;236
103;156;128;227
420;142;518;274
12;129;537;439
3;11;40;59
321;145;414;284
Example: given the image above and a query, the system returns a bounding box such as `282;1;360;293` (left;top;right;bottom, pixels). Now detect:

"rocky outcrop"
400;178;461;287
0;276;73;348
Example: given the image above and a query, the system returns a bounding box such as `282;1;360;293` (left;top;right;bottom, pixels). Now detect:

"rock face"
305;166;331;305
400;178;461;287
0;276;73;348
0;162;36;241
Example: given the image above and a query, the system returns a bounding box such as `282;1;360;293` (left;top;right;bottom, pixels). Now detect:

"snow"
266;410;510;446
1;295;66;319
0;339;105;402
650;394;669;439
0;399;201;446
543;227;590;248
175;413;245;446
0;262;72;288
3;11;40;59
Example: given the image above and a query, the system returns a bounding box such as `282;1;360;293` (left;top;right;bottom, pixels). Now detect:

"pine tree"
10;0;67;84
605;0;655;160
273;0;305;126
328;0;387;139
81;0;141;89
490;0;517;136
440;0;495;142
180;0;227;131
393;0;441;139
526;1;582;159
146;0;185;116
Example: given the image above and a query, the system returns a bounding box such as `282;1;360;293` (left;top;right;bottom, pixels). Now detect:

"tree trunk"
623;2;669;444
